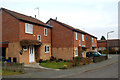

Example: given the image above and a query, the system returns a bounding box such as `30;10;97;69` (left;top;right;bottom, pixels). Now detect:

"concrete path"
3;54;119;78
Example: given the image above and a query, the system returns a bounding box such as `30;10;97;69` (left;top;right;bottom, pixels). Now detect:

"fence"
2;62;24;73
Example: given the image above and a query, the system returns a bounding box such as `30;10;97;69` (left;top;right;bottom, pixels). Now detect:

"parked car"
86;51;106;57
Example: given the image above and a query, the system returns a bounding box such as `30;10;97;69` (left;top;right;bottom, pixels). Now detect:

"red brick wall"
97;42;107;47
2;10;19;43
86;34;92;48
49;20;73;48
19;21;51;43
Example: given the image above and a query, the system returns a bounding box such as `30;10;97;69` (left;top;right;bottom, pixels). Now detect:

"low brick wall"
93;56;108;63
2;62;24;73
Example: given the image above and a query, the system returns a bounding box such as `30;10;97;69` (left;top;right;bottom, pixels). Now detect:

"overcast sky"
0;0;119;40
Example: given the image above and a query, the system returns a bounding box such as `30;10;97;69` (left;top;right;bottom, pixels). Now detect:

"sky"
0;0;119;40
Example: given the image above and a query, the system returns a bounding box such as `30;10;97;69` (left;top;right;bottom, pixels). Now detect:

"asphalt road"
62;61;118;78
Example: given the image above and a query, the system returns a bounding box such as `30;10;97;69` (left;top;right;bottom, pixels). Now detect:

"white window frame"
37;35;41;41
25;23;33;34
92;38;94;43
75;49;78;57
44;28;47;36
45;45;50;53
79;40;81;46
82;34;84;41
76;32;77;40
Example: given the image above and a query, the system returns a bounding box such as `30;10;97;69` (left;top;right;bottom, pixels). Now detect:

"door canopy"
20;39;42;46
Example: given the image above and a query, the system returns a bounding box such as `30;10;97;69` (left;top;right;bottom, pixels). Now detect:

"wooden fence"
2;62;24;73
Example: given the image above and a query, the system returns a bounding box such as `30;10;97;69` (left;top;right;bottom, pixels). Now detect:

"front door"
29;46;35;63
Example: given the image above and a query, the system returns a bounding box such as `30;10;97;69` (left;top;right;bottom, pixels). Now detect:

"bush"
109;49;116;54
72;57;81;66
50;56;57;61
57;58;63;62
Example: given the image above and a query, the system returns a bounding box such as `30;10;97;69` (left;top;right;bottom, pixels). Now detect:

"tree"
100;36;106;40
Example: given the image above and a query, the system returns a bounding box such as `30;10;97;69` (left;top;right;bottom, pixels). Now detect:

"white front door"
82;51;84;57
29;46;35;63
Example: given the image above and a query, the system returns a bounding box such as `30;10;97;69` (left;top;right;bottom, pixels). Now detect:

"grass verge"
2;70;23;76
40;62;72;69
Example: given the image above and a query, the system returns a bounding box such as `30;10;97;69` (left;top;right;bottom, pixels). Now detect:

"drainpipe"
73;30;74;60
51;28;53;57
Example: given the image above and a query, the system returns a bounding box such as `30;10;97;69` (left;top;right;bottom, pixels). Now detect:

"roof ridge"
1;8;50;28
49;18;97;38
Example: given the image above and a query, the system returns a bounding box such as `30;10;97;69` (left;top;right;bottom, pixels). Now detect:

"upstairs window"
92;38;94;43
25;23;33;34
44;28;47;36
82;34;84;41
37;35;41;41
76;32;77;40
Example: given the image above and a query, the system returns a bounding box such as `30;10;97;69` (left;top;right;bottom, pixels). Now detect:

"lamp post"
107;31;114;57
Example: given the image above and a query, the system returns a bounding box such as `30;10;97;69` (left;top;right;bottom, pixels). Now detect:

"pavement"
3;54;119;78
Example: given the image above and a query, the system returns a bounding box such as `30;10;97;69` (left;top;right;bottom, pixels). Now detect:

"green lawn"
2;70;23;76
40;62;72;69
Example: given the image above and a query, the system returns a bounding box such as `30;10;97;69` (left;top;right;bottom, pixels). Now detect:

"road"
61;61;118;78
3;54;119;78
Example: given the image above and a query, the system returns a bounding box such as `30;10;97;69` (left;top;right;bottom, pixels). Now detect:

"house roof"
97;40;107;43
1;8;52;28
47;18;97;39
107;39;120;47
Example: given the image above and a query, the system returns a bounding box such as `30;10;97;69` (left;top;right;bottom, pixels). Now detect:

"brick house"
0;8;52;64
47;18;97;60
97;40;107;51
97;39;120;54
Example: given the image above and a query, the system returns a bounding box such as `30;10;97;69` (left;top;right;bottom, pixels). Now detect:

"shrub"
72;57;81;66
50;56;57;61
109;49;116;54
64;60;67;62
57;58;63;62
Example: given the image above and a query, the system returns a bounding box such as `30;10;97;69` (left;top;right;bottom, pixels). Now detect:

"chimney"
55;17;57;20
35;15;36;18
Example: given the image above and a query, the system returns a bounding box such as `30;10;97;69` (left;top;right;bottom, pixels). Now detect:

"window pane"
76;32;77;40
82;34;84;41
25;23;33;34
44;28;47;36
